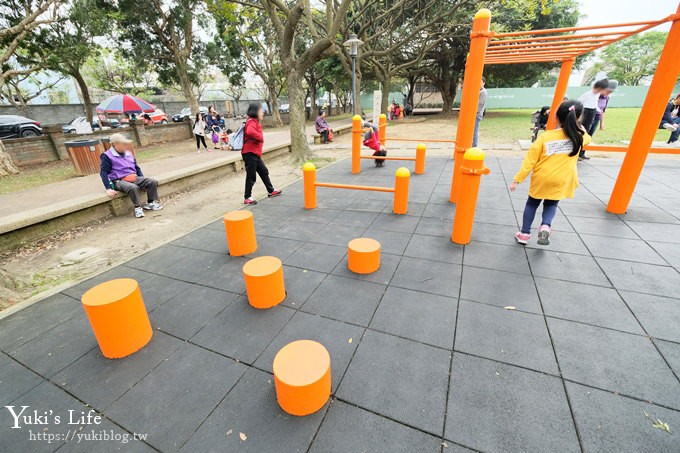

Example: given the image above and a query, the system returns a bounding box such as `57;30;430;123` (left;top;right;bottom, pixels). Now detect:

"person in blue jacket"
660;94;680;147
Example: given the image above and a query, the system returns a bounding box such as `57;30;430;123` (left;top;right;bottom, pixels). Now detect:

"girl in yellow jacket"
510;100;591;246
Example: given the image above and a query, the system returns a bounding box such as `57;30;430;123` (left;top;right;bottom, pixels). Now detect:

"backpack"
229;123;246;151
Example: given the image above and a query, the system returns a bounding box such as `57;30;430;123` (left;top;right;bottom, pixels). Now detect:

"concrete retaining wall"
5;136;59;166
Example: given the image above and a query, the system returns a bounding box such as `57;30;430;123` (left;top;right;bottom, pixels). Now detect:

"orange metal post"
452;148;490;244
352;115;362;174
450;9;491;203
608;6;680;214
546;58;574;130
378;114;387;146
415;144;426;175
303;162;317;209
393;167;410;214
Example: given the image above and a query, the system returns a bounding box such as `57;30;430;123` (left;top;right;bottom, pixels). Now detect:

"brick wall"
142;122;193;145
4;136;59;166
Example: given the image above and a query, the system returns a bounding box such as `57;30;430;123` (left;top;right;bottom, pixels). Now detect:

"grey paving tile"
649;241;680;269
245;236;304;261
310;401;442;453
266;219;322;241
284;243;346;273
0;353;42;406
566;216;638;239
382;200;427;216
62;266;155;300
181;368;325;453
619;206;679;224
567;381;680;453
196;255;248;294
597;258;680;299
138;273;195;311
292;207;343;224
332;250;400;286
455;301;558;374
464;241;531;274
580;234;667;265
278;265;326;308
422;202;455;220
620;291;680;342
302;275;386;326
369;213;421;233
191;298;294;363
460;267;541;314
347;198;389;212
626;221;680;244
312;223;370;248
472;207;519;227
526;248;611;287
445;354;579;453
127;245;230;284
655;339;680;376
337;330;450;434
330;209;379;228
404;234;463;264
391;256;462;298
253;311;364;391
53;331;184;410
0;293;80;352
170;226;227;254
523;230;590;255
150;286;237;339
536;278;644;334
548;318;680;409
361;228;413;256
10;309;97;378
106;342;246;451
558;201;617;220
415;216;450;238
370;287;456;349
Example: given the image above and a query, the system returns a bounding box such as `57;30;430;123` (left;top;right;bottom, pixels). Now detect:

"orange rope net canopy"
484;17;678;65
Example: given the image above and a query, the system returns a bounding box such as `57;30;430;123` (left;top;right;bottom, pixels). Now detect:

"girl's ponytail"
555;100;585;157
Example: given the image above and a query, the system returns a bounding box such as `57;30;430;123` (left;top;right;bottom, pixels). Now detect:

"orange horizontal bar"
486;44;602;55
490;32;629;45
387;138;456;143
359;155;416;161
315;182;395;193
487;38;610;50
493;17;672;38
584;144;680;155
486;49;590;58
486;54;579;61
485;58;567;64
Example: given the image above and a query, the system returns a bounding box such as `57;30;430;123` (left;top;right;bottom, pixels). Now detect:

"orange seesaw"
351;115;428;175
303;162;410;214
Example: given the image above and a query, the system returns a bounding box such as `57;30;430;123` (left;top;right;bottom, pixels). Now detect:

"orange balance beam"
584;144;680;155
315;182;395;193
359;155;416;161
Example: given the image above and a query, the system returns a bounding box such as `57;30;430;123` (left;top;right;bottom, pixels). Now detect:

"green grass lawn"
480;108;671;145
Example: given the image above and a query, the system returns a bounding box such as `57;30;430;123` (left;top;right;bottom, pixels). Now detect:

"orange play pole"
415;144;426;175
546;58;574;130
378;114;387;146
393;167;410;214
450;8;491;204
452;148;490;244
352;114;362;174
608;6;680;214
303;162;317;209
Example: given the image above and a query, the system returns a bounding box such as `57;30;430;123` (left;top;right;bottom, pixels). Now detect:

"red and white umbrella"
95;94;156;114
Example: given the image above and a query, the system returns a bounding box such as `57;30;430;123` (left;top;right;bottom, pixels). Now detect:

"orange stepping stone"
273;340;331;416
223;210;257;256
243;256;286;309
347;238;381;274
81;278;152;359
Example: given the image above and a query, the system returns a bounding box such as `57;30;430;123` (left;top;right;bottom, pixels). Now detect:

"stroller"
530;106;550;142
363;121;387;167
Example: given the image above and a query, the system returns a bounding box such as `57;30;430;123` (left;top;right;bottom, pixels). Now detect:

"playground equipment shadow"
2;156;680;452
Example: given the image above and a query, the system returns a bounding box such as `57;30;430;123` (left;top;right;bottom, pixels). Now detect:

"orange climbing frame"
452;4;680;216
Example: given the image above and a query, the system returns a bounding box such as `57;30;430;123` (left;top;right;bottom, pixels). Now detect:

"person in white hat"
100;133;163;218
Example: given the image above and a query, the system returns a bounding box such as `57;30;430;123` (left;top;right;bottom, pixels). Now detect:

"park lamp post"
344;33;364;115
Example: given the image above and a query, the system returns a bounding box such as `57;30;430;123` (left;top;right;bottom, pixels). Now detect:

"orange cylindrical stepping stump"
273;340;331;416
348;238;381;274
81;278;152;359
223;210;257;256
243;256;286;309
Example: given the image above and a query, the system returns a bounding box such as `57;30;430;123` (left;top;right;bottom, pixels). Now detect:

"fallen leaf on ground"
226;429;232;436
652;420;671;433
348;337;353;343
239;432;247;441
504;306;516;310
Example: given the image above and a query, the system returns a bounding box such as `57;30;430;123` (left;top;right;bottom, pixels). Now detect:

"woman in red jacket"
242;103;282;205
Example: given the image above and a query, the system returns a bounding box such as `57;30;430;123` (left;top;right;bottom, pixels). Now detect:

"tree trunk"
287;69;311;161
268;87;283;127
380;75;391;116
439;72;459;116
72;70;93;123
176;61;199;114
0;140;20;176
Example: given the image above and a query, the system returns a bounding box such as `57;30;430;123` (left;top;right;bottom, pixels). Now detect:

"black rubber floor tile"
181;368;325;452
301;275;386;326
9;309;97;378
369;212;421;233
370;287;457;349
128;245;230;284
580;234;667;265
567;381;680;453
332;251;400;285
566;216;638;239
619;291;680;342
445;353;579;453
404;234;463;264
415;216;450;238
548;318;680;409
330;209;379;228
284;243;346;273
278;265;326;308
106;343;246;451
191;298;294;363
196;256;248;294
253;311;364;391
171;226;227;254
464;241;531;274
310;401;442;453
137;273;195;311
150;285;237;339
536;278;644;334
0;293;80;352
460;267;542;314
290;207;343;225
0;353;42;406
654;339;680;375
245;236;304;261
312;223;370;247
422;202;455;220
391;256;462;298
526;248;611;287
62;266;155;300
337;330;450;434
267;220;323;241
597;258;680;299
53;331;183;410
361;228;413;256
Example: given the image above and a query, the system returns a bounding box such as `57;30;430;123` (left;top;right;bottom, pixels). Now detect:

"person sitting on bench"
661;94;680;148
315;110;332;144
101;133;163;218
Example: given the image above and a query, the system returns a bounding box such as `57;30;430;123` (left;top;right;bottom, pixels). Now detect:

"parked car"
63;117;92;134
92;118;121;130
279;104;290;113
0;115;42;139
172;106;208;122
147;108;169;124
